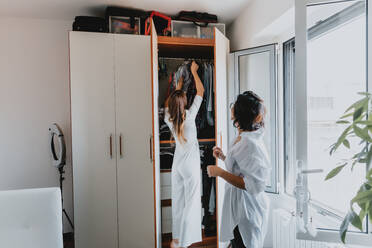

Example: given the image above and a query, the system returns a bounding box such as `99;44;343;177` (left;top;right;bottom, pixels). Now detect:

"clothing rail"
160;57;214;62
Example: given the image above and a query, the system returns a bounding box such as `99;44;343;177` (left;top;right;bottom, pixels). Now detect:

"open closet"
157;41;217;247
69;21;229;248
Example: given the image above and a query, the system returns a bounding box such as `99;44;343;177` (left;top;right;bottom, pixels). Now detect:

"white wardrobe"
69;23;230;248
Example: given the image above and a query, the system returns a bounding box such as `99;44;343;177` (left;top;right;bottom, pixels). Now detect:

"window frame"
290;0;372;244
231;44;279;194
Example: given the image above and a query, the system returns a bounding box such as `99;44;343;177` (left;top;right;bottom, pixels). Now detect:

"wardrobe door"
69;32;118;248
150;21;162;248
114;34;155;248
214;28;230;248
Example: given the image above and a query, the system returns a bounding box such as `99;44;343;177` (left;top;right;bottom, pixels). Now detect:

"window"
285;0;367;232
232;44;278;193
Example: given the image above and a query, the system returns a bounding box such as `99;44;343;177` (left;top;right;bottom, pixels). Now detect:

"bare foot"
170;239;179;248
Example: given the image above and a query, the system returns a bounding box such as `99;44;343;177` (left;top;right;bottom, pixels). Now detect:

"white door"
214;28;230;248
70;32;118;248
114;34;155;248
150;21;162;248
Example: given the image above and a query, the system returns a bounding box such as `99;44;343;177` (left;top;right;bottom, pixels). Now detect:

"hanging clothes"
173;61;193;93
200;144;217;236
206;63;214;126
160;146;175;170
159;59;215;140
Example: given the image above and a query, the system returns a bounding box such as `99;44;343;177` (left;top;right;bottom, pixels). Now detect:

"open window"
230;44;279;193
288;0;372;244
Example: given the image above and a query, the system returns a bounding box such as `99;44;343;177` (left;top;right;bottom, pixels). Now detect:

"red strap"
145;11;172;35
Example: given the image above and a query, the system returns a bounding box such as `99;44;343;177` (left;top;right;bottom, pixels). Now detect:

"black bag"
177;11;218;27
72;16;107;32
105;6;148;34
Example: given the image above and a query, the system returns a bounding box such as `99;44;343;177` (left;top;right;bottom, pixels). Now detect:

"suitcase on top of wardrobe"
72;16;107;32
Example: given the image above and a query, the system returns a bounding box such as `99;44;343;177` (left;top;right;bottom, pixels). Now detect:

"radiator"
272;209;356;248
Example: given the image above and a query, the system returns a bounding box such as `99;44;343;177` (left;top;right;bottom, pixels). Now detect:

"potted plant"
327;92;372;243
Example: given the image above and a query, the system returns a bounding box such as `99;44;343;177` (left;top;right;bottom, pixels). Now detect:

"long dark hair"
168;90;187;143
232;91;265;131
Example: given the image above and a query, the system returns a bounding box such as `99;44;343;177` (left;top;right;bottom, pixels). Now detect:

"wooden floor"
64;232;218;248
162;232;217;248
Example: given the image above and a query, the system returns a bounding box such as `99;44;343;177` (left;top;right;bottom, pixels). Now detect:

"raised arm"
191;61;204;97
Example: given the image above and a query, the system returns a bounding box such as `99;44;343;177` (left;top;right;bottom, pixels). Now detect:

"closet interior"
156;36;218;247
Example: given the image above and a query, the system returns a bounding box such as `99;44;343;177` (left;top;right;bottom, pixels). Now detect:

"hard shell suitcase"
72;16;107;32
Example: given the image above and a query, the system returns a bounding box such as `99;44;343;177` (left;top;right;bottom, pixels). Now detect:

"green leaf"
332;126;352;153
367;168;372;181
359;209;367;223
340;112;354;119
340;210;363;243
351;190;372;205
358;197;370;213
366;148;372;167
336;120;350;124
340;212;352;243
351;211;363;232
343;139;350;149
353;108;364;121
369;203;372;223
344;97;369;113
325;164;347;180
356;120;372;126
353;125;371;142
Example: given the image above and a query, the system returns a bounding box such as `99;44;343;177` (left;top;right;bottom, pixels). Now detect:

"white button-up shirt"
220;129;270;248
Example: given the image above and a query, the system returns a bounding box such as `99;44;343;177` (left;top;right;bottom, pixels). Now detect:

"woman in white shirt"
164;61;204;248
207;91;270;248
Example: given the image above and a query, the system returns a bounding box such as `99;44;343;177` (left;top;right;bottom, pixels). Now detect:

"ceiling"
0;0;253;24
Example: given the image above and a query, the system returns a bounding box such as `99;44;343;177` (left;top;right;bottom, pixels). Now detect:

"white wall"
0;17;73;233
227;0;294;51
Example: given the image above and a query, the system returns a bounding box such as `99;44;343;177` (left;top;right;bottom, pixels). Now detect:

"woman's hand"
207;165;223;178
191;61;199;75
212;146;225;161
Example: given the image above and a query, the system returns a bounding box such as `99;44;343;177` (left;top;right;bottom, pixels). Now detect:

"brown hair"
232;91;265;131
168;90;187;143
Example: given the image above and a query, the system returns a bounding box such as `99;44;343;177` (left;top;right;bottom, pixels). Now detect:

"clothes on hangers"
206;63;214;126
159;107;172;140
160;146;174;170
200;144;217;236
173;61;193;93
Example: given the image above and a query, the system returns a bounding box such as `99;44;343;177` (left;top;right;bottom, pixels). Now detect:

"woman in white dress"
207;91;270;248
164;61;204;248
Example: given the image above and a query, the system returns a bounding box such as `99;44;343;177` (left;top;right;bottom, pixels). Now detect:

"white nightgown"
220;129;270;248
164;95;203;247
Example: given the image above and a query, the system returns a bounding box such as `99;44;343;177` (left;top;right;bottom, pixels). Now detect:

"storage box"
171;20;225;39
200;23;225;39
109;16;140;34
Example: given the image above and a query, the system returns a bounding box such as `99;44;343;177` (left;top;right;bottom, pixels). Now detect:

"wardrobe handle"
119;134;123;158
109;134;113;159
149;135;153;162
